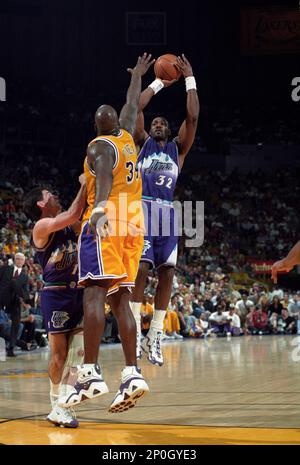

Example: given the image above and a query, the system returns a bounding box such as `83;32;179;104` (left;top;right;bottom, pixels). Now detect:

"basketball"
154;54;182;81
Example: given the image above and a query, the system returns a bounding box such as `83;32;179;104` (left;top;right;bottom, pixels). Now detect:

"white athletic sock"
123;365;139;376
130;302;142;327
149;309;166;334
81;363;96;370
49;380;60;408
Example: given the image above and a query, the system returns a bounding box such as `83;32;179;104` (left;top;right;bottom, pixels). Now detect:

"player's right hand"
176;54;194;78
88;211;112;240
271;259;293;283
127;53;156;77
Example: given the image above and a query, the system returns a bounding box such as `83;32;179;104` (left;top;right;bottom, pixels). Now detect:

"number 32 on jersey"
155;175;173;189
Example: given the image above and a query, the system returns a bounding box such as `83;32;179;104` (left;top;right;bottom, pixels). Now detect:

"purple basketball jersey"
34;226;83;333
138;137;180;269
138;137;179;202
35;226;78;285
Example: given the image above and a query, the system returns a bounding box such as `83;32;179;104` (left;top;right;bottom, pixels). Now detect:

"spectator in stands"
244;304;256;335
288;293;300;334
192;296;206;318
189;313;212;338
209;303;231;336
164;295;183;340
18;301;38;350
268;296;283;334
203;291;214;313
278;308;295;334
250;304;269;335
235;292;253;328
224;304;241;336
0;252;30;356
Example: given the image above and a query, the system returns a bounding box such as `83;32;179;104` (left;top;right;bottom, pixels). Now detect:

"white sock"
49;380;60;408
149;309;166;334
130;302;142;328
123;365;138;376
81;363;96;370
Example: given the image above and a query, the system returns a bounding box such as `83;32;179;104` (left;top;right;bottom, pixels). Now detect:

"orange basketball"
154;54;182;81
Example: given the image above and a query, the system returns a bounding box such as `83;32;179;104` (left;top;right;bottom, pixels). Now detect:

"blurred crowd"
141;272;300;340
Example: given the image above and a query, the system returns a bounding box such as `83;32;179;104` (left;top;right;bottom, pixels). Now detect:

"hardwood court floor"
1;335;300;445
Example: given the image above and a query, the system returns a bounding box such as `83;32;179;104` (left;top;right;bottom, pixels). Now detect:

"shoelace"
154;334;162;357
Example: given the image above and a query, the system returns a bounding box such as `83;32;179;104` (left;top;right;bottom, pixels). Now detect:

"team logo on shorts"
51;311;70;329
142;240;151;255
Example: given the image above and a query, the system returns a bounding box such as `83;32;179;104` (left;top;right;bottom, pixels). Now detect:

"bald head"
95;105;119;135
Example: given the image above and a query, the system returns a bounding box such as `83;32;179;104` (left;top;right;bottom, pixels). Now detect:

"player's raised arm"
134;77;178;147
271;240;300;283
175;54;200;169
119;53;155;136
31;175;86;243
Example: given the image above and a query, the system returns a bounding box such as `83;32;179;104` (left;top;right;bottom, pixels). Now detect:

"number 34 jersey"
82;129;143;230
138;137;179;202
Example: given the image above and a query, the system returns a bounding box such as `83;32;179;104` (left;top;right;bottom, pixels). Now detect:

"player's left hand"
176;54;193;78
127;53;156;77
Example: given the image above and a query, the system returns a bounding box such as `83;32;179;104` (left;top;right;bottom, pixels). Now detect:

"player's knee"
158;266;175;285
51;350;67;369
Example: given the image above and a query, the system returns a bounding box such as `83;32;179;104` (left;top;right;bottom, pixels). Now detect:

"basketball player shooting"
130;54;200;366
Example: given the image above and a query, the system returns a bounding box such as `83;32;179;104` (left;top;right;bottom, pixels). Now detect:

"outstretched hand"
175;54;193;78
127;53;156;77
271;260;293;284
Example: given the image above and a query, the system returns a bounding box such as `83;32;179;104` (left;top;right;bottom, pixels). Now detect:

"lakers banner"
241;7;300;54
249;260;274;274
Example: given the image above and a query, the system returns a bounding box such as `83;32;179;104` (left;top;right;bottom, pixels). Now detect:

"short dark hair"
23;187;44;221
151;116;169;128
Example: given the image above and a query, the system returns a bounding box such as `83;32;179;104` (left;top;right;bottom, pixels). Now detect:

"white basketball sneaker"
141;330;164;366
47;404;78;428
109;366;149;413
58;364;109;408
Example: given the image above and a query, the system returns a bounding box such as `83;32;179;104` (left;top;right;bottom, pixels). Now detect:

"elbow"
187;114;199;125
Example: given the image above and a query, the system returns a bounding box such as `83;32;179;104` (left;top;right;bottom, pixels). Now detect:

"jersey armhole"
96;138;119;170
138;135;151;160
33;231;55;251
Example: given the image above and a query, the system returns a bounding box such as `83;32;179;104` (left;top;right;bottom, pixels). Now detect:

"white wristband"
148;78;164;95
90;206;105;218
185;76;197;92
